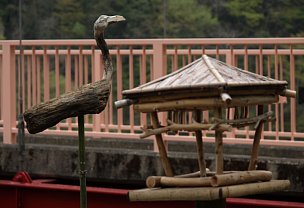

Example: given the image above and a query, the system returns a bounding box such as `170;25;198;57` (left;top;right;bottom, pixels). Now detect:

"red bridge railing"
0;38;303;148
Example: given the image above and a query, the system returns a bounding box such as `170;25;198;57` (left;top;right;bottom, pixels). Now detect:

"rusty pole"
78;114;87;208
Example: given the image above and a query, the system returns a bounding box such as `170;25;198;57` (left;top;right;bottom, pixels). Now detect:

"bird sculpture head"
94;15;125;38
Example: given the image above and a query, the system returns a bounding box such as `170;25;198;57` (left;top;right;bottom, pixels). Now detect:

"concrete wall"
0;134;303;192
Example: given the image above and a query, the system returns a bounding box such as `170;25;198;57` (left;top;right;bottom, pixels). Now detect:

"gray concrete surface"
0;134;303;192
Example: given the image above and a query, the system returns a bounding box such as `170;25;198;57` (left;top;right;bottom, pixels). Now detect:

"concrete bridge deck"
1;134;303;193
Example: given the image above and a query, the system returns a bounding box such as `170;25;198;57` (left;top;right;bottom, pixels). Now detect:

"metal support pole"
78;114;87;208
17;0;25;169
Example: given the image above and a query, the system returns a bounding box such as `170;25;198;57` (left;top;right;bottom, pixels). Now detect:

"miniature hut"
116;55;295;202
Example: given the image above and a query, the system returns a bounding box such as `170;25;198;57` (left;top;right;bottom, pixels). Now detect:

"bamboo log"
280;89;296;98
24;79;110;134
129;180;290;201
212;111;274;129
140;120;232;139
194;110;207;177
175;169;211;178
133;95;278;112
211;171;272;187
175;170;239;178
150;112;174;177
220;93;232;104
248;105;264;170
215;108;224;175
146;176;212;188
114;99;135;109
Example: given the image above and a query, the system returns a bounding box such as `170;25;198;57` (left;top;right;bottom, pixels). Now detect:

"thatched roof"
123;55;287;99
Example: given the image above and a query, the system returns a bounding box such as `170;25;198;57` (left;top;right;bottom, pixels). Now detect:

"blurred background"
1;0;304;40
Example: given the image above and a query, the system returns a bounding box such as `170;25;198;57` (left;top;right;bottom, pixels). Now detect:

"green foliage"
54;0;86;38
1;0;304;39
166;0;218;37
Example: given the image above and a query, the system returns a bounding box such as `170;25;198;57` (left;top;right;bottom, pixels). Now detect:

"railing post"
2;43;16;144
152;40;166;80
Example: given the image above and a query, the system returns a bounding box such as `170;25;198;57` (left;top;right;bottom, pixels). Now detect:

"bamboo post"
129;180;290;201
215;108;224;174
211;171;272;187
151;111;174;177
194;110;206;177
248;105;264;170
146;176;211;188
78;115;87;208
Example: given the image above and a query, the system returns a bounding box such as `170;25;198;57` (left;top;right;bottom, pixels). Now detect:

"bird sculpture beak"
107;15;126;23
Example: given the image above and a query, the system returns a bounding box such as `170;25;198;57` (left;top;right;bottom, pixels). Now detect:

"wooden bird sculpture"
23;15;125;134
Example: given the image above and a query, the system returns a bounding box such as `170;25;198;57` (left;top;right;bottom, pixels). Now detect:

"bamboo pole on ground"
211;171;272;187
78;115;87;208
248;105;264;170
146;176;212;188
194;110;207;177
215;108;224;174
129;180;290;201
151;112;174;177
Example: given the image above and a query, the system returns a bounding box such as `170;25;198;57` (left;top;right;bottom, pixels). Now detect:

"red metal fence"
0;38;303;147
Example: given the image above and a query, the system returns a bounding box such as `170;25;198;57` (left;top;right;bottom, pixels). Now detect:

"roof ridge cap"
202;55;226;84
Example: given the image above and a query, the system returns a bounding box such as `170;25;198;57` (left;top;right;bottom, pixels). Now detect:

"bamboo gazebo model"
115;55;296;202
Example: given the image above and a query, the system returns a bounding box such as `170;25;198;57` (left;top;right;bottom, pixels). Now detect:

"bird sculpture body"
23;15;125;134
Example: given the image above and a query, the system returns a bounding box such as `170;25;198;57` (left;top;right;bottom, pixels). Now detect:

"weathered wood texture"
194;110;207;177
146;176;211;188
150;112;174;177
24;80;110;134
211;170;272;187
129;180;290;201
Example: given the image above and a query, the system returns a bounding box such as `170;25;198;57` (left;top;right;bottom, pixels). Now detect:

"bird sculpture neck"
95;33;113;81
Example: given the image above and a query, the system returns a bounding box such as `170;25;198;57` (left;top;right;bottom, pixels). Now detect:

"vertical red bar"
55;47;60;130
74;56;79;88
37;56;41;104
129;47;134;133
274;45;279;140
244;45;248;71
116;47;123;132
21;49;25;112
289;45;296;140
279;56;284;132
173;46;178;71
259;45;263;76
267;55;272;132
79;47;83;86
140;47;147;127
43;47;50;102
32;47;37;105
187;45;191;64
216;45;219;60
66;47;72;130
84;55;88;84
27;55;32;108
55;47;60;97
244;45;249;139
230;45;234;66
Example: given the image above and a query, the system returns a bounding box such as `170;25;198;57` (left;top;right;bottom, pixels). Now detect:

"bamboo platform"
128;180;290;202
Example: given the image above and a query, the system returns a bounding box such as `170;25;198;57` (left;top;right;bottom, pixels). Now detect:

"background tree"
1;0;304;39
